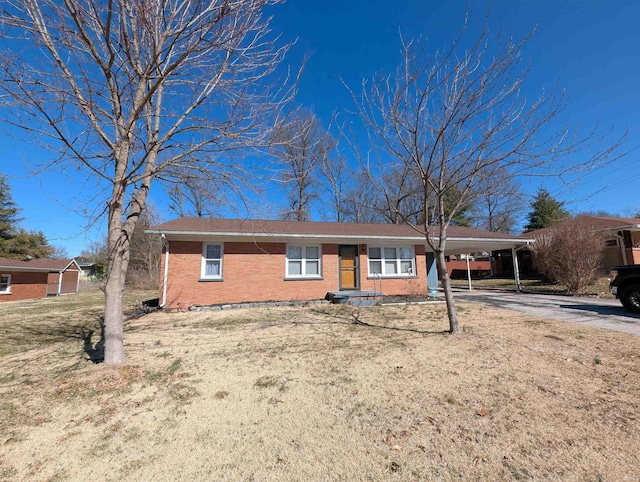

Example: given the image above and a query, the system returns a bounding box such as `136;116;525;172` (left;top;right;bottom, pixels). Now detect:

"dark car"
609;265;640;314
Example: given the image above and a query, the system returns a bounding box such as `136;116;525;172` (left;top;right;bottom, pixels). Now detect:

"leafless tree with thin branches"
272;110;335;221
347;14;623;333
473;167;526;233
531;218;606;292
0;0;295;363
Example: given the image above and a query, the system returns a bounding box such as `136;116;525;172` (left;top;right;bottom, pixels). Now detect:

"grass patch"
450;275;614;297
0;292;639;480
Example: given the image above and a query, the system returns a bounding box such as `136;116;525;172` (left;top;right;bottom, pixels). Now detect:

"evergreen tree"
524;188;570;232
1;229;52;259
442;187;474;227
0;175;53;259
0;174;21;241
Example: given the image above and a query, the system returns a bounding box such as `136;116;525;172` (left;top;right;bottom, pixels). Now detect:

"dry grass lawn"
1;290;639;481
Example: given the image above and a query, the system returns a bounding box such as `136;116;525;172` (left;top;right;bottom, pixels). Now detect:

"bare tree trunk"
104;258;126;364
103;186;131;363
436;249;460;333
1;1;295;364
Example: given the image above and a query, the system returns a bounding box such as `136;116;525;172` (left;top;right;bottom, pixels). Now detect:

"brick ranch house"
0;257;81;302
147;218;532;310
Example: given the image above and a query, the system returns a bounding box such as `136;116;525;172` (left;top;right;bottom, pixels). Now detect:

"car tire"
619;284;640;314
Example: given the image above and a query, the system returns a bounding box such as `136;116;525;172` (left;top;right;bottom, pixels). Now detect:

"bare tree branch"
0;0;294;363
347;16;624;333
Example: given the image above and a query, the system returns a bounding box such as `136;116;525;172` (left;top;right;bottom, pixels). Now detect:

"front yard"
1;290;639;480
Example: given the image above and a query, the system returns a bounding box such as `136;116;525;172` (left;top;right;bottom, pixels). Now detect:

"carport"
428;233;535;293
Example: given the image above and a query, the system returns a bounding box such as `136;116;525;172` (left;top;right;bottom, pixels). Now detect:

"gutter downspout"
160;234;169;308
466;254;472;291
57;270;63;296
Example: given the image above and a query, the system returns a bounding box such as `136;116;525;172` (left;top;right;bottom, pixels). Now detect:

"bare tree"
531;218;605;292
0;0;293;363
473;168;526;233
127;207;162;289
49;245;70;260
165;165;249;219
320;151;348;222
272;110;335;221
347;16;621;332
341;171;386;224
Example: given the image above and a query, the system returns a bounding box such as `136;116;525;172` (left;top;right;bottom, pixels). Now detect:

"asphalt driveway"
453;290;640;336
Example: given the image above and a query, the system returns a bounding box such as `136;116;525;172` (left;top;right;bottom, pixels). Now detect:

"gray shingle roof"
149;217;525;241
0;257;78;271
522;215;640;239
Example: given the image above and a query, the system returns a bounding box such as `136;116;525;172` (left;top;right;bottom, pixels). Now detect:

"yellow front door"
339;245;359;290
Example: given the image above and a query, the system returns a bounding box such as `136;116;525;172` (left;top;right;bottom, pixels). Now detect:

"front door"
339;245;359;290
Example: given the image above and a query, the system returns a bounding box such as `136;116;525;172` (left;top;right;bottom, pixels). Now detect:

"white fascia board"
0;266;53;272
61;259;82;271
148;229;532;247
600;224;640;232
447;236;534;244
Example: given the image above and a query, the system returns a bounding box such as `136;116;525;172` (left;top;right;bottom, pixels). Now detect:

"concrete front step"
349;299;379;307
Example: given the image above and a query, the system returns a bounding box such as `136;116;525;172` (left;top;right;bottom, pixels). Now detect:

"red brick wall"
444;259;492;276
0;271;48;302
161;241;428;309
358;244;428;297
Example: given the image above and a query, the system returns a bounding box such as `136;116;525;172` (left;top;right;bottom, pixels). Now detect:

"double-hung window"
201;243;223;280
286;245;322;278
368;246;415;277
0;274;10;294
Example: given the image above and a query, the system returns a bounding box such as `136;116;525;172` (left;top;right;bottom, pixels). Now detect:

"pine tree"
0;175;53;259
0;174;21;241
524;188;570;232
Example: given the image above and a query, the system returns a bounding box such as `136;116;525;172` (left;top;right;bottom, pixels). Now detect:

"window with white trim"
0;274;10;294
286;245;322;278
368;246;415;277
201;243;223;279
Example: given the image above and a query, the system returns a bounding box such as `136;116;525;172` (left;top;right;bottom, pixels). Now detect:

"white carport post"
466;254;472;291
512;247;521;294
57;270;63;296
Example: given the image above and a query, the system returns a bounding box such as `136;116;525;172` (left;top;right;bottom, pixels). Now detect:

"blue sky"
1;0;639;256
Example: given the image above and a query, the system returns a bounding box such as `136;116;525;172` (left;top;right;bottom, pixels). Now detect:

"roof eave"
0;265;53;272
146;229;531;245
601;224;640;232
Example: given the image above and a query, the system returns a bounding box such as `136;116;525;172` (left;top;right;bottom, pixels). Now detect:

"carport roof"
148;217;532;254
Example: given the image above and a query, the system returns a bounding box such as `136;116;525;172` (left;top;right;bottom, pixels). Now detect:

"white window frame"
200;243;224;280
0;274;11;294
368;246;416;278
286;244;322;279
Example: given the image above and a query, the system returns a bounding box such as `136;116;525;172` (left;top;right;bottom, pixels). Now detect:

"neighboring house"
524;215;640;272
444;253;494;279
147;218;532;309
0;257;81;302
77;261;99;279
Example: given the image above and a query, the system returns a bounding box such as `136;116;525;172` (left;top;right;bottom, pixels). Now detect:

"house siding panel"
162;241;427;309
0;271;48;302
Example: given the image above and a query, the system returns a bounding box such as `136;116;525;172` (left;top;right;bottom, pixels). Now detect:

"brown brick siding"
161;241;428;309
0;271;48;302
